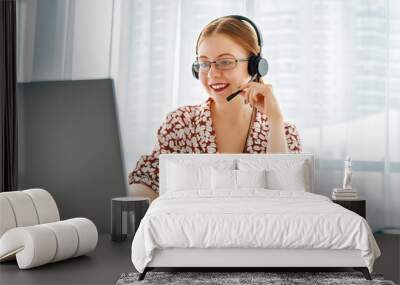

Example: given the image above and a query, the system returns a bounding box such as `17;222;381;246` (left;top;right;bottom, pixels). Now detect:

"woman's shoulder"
164;99;210;124
157;100;209;141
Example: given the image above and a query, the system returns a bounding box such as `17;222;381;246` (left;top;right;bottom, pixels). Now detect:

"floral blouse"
128;97;302;193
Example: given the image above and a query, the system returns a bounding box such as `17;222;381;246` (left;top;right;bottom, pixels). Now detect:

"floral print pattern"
128;97;302;193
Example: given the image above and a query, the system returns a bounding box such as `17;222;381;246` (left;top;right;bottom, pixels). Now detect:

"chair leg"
354;267;371;280
138;268;148;281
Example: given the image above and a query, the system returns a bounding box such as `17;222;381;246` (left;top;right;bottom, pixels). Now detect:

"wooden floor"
0;234;133;285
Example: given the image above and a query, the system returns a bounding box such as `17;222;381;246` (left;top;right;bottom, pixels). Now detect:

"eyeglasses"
193;57;249;73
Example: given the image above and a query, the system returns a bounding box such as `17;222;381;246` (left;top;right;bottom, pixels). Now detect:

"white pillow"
211;168;237;190
165;158;236;193
238;159;309;192
266;162;307;191
167;162;211;192
236;169;267;189
211;168;268;190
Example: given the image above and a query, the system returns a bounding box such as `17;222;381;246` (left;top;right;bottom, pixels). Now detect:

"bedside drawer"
332;199;366;219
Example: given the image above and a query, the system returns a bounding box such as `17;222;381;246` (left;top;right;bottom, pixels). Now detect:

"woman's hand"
239;81;288;153
239;81;283;121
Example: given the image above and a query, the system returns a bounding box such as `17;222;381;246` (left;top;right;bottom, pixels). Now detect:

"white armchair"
0;189;98;269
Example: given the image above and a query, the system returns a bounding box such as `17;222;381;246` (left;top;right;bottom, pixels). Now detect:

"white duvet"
131;190;380;273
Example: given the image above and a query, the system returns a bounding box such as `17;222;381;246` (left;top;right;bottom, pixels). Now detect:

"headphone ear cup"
192;62;199;79
248;56;268;78
247;55;258;77
257;57;268;77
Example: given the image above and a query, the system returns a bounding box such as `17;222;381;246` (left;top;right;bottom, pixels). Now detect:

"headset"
192;15;268;80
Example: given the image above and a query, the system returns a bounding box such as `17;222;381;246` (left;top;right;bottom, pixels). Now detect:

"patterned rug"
116;271;396;285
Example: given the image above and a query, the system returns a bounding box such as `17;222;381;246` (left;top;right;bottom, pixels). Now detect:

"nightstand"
332;199;366;218
111;197;150;241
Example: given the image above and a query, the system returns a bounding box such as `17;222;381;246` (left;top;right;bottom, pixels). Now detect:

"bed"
131;153;380;281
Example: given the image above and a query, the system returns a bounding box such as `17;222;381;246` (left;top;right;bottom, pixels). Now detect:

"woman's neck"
210;97;253;125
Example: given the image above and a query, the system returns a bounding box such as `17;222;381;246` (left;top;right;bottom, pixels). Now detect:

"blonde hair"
196;16;263;83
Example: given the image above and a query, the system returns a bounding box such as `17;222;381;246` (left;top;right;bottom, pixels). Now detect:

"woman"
128;16;302;202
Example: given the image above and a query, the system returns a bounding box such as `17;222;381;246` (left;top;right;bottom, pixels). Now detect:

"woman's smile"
209;83;231;93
